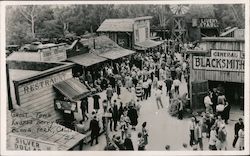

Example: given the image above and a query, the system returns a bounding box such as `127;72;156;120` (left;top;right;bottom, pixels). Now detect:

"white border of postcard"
1;0;249;156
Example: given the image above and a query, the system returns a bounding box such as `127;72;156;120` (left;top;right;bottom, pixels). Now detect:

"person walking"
204;92;213;114
194;120;203;150
127;104;138;130
80;97;89;121
211;88;218;113
232;118;244;148
106;85;113;105
178;97;184;120
89;116;100;146
189;117;196;146
118;102;124;122
135;83;143;101
147;77;152;97
92;94;101;113
222;101;231;124
142;80;149;100
116;79;122;99
173;78;181;95
209;125;218;150
123;133;134;150
164;77;173;96
120;111;130;140
138;132;145;150
155;86;163;109
142;122;149;147
238;127;244;150
112;100;119;131
217;124;227;150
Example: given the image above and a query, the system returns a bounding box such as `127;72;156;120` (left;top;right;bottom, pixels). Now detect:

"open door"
191;80;208;110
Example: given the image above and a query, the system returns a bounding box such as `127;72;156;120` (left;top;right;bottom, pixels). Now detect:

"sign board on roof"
40;45;67;62
199;18;219;28
8;134;58;151
193;50;245;72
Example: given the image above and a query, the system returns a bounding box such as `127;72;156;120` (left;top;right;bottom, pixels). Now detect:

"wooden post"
6;64;13;110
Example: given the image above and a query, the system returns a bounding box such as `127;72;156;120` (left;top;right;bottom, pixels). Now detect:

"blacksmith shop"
189;36;245;111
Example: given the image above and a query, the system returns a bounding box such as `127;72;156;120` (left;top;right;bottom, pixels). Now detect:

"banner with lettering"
193;50;245;72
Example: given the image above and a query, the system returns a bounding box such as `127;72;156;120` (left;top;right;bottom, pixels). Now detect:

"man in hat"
89;116;100;146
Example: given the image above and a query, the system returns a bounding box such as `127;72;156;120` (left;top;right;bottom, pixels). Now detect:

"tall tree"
18;5;39;38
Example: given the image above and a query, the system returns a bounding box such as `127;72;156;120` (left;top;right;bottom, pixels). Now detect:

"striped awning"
53;78;91;101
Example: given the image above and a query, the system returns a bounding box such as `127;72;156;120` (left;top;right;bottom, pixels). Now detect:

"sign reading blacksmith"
193;50;245;72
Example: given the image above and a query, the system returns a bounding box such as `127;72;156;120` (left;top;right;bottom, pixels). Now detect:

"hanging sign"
54;99;78;112
193;50;245;72
199;18;219;28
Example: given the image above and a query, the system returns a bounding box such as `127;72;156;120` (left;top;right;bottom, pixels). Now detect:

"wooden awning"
134;39;163;50
98;48;135;60
53;78;91;101
67;53;107;67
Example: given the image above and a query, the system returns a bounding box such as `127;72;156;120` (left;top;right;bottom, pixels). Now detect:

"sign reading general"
199;18;219;28
193;50;245;72
8;134;58;151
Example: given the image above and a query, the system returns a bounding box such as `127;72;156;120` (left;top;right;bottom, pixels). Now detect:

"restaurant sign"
193;50;245;72
8;134;58;151
20;70;70;94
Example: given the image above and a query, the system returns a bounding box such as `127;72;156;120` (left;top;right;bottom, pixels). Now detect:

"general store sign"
193;50;245;72
8;134;58;151
199;18;219;28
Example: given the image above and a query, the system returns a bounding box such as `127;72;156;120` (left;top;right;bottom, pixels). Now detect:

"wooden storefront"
8;61;74;121
189;37;245;110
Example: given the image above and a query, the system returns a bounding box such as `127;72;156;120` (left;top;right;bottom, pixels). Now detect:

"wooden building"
188;18;220;42
189;37;245;110
97;16;163;50
7;61;93;122
67;36;135;81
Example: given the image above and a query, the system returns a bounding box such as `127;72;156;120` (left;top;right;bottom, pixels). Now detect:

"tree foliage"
6;4;245;46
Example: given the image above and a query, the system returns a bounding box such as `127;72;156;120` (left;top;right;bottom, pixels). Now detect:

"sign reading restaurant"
193;50;245;72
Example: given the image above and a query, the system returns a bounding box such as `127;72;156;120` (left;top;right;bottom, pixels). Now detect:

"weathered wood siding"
191;39;244;83
17;69;73;122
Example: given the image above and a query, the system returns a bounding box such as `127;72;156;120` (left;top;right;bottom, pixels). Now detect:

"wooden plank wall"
191;40;244;83
18;69;73;122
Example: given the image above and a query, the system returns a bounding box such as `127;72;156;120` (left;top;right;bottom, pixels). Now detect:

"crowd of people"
186;88;245;151
77;47;191;150
74;43;244;151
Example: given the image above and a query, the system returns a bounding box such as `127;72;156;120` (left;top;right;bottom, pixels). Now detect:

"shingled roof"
97;16;152;32
80;35;120;54
97;19;134;32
